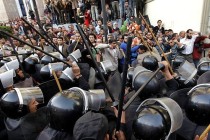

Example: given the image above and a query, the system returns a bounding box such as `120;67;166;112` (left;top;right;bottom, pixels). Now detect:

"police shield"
68;49;82;62
0;69;14;88
171;56;185;70
3;55;24;62
197;71;210;84
24;54;40;74
0;66;7;74
197;58;210;76
2;59;19;76
60;67;75;82
0;87;44;119
185;84;210;125
105;70;122;100
41;52;60;65
134;97;183;140
177;60;197;85
40;62;64;80
14;87;44;107
100;60;114;74
69;87;106;112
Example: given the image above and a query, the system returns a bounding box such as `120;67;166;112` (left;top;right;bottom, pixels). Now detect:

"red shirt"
193;36;210;59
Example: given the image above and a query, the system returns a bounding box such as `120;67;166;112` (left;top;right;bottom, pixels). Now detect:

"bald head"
179;31;186;38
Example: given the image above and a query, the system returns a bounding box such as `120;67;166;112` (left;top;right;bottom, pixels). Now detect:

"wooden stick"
139;13;174;74
199;124;210;140
137;32;152;55
73;37;81;52
52;70;62;92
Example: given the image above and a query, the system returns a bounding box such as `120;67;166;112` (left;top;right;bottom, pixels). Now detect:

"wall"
36;0;45;19
0;0;8;22
0;0;45;22
145;0;204;33
15;0;23;17
3;0;20;21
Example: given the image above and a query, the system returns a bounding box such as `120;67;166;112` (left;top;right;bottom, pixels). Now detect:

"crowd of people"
42;0;145;25
1;0;210;140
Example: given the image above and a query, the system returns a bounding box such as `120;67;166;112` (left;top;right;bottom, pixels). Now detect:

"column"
23;0;30;20
200;0;210;34
15;0;23;17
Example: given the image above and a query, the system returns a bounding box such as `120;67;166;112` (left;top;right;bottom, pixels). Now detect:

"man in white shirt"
95;20;103;35
180;29;198;63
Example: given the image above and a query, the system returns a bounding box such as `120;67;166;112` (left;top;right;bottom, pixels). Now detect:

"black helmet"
0;90;27;119
60;67;75;82
197;60;210;76
40;65;51;81
23;55;40;74
133;98;183;140
40;52;60;65
197;71;210;84
132;66;160;100
48;87;105;132
127;67;134;82
172;56;185;70
40;55;53;65
0;87;44;119
133;105;170;140
48;90;84;132
40;62;64;81
142;55;158;71
176;60;197;88
186;84;210;125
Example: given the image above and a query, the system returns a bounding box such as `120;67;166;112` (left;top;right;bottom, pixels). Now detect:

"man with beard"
180;29;199;63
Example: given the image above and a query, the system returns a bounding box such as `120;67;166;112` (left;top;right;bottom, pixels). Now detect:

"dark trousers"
181;54;193;63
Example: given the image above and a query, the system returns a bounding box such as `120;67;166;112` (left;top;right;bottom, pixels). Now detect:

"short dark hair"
122;34;128;39
186;29;193;33
157;20;162;23
139;45;148;51
168;29;173;32
109;39;116;44
57;37;63;40
89;33;96;39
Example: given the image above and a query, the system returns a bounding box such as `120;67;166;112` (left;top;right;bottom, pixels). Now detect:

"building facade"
0;0;45;22
145;0;210;34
